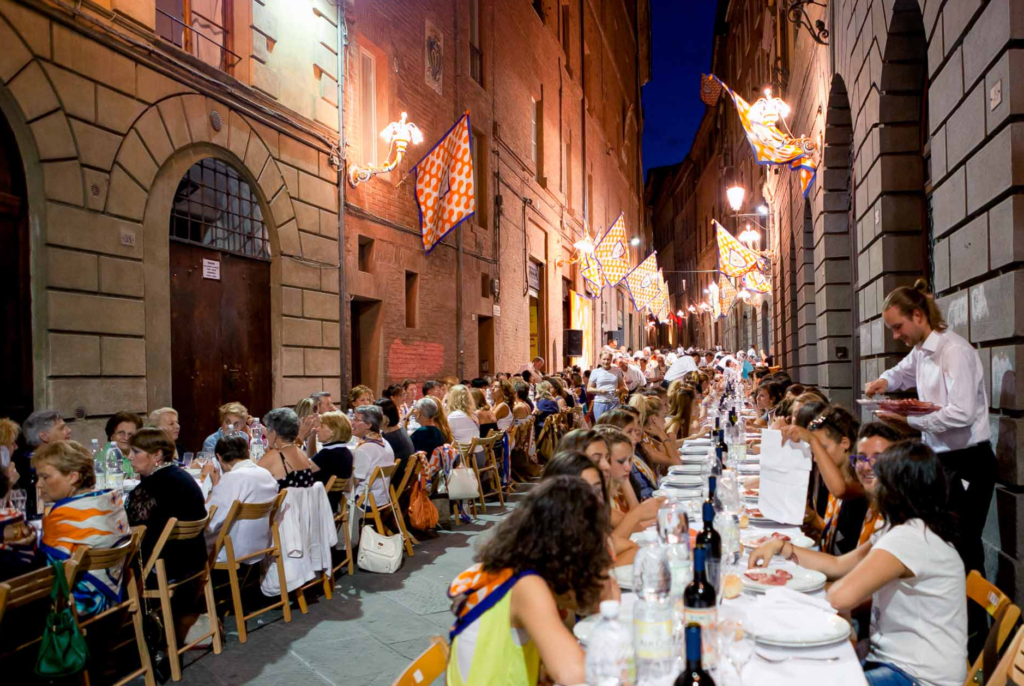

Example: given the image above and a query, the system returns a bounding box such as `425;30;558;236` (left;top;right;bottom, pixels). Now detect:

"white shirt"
353;437;395;505
448;409;482;453
869;519;967;686
589;366;623;399
879;330;990;452
206;459;280;564
664;355;698;383
620;364;646;391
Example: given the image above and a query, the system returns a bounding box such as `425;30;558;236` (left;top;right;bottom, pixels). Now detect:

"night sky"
641;0;719;173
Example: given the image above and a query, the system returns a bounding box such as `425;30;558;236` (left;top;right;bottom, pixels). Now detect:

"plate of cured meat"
742;564;826;594
741;530;815;550
857;397;941;415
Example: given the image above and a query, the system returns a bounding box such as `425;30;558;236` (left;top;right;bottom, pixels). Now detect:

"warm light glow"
349;111;423;186
738;288;752;301
703;287;709;294
630;237;641;246
739;226;761;245
756;204;769;216
676;310;684;317
764;87;772;97
688;305;697;313
573;235;595;254
726;186;745;212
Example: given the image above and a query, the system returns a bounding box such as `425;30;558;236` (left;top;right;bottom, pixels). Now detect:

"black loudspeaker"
564;329;583;356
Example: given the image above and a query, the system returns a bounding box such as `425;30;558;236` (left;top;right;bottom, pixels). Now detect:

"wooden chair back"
74;527;144;582
967;570;1023;685
211;491;287;563
0;548;83;655
390;636;449;686
983;622;1024;686
141;506;218;579
394;452;426;501
357;465;396;509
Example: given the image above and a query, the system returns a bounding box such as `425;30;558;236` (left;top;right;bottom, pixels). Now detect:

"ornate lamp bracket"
787;0;830;46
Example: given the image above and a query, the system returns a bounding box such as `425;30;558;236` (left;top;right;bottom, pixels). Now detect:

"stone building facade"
0;0;650;451
647;0;1024;601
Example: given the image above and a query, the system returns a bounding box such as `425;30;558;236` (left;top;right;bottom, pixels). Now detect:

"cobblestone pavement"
168;498;518;686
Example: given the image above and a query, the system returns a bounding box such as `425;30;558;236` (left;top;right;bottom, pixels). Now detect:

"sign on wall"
202;259;220;280
425;21;443;95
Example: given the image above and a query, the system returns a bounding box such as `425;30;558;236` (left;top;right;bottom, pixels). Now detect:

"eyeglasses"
848;454;876;469
113;430;134;438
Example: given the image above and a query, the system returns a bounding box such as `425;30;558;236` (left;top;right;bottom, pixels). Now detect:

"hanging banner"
709;281;721;319
413;112;475;253
624;252;660;311
719;276;739;316
592;212;631;287
570;290;594;367
710;74;819;197
742;267;773;293
580;251;604;293
715;220;763;278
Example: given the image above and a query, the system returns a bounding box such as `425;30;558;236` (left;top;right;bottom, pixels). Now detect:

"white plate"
661;474;703;488
668;464;705;475
681;446;710;455
611;565;633;590
754;613;851;648
684;438;713;446
741;564;826;594
736;464;760;474
653;488;702;501
741;531;815;550
680;455;708;464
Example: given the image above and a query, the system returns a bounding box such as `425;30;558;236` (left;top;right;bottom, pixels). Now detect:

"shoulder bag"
35;560;89;678
356;526;404;573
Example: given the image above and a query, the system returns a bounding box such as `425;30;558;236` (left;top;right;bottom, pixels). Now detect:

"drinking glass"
182;452;194;469
728;621;755;684
657;502;689;545
10;489;27;513
719;471;743;517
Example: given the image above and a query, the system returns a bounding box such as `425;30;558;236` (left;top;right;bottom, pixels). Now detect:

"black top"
829;495;870;556
534;399;560;438
411;425;447;461
277;452;316;491
125;464;207;584
312;442;354;511
479;422;498;437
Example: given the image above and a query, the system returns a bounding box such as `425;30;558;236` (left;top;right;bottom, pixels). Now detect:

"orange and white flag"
625;252;659;310
742;267;772;293
715;220;762;277
593;213;631;287
413;113;475;253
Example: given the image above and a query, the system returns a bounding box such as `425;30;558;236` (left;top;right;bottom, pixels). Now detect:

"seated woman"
592;427;665;537
202;402;248;455
629;394;681;473
511;380;533;422
850;422;904;546
665;383;697;441
311;411;354;510
782;406;867;555
749;440;966;686
471;389;497;437
556;429;611;483
753;381;785;427
102;411;142;478
447;476;615;686
547;376;574;410
35;440;130;617
205;436;280;564
594;408;657;501
257;408;317;491
446;385;488;469
125;428;207;584
491;380;516;435
532;381;561;438
348;385;374;411
351;405;396;506
409;397;449;462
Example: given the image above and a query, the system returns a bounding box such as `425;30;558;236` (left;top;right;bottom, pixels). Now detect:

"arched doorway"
169;157;272;451
0;110;32;422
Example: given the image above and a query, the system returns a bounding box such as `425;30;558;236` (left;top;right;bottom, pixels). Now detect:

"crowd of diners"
0;281;991;686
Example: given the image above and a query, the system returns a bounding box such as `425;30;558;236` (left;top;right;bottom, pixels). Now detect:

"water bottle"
585;600;635;686
632;532;674;683
658;504;692;670
249;420;266;461
105;447;124;491
91;439;106;489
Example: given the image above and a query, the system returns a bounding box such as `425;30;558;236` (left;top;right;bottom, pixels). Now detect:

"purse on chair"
446;464;480;501
35;560;89;678
356;526;404;573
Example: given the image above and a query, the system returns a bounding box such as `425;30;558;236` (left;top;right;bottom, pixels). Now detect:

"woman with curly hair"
447;476;614;686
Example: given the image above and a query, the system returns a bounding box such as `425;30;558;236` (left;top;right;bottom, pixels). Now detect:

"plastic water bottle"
105;447;124;491
632;532;674;683
585;600;635;686
249;420;266;461
91;439;106;489
657;505;692;671
727;411;746;467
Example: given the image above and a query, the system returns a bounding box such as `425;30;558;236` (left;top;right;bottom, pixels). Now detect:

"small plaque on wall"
202;259;221;280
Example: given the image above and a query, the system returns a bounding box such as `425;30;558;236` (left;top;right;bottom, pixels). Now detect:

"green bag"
35;560;89;678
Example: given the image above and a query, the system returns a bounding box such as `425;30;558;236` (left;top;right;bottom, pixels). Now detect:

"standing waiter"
864;279;995;578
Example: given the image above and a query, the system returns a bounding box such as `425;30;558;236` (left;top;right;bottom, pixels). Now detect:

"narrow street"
169;501;517;686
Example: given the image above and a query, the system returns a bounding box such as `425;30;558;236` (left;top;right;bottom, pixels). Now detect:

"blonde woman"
1;418;21;489
447;385;486;467
628;394;679;471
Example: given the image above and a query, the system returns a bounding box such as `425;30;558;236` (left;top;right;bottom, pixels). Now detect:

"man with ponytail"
864;279;994;581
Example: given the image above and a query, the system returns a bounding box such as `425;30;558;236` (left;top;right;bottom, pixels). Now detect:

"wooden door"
0;113;32;423
170;241;271;451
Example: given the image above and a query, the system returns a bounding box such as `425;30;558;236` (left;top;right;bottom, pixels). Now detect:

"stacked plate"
667;464;704;475
660;474;703;489
653;488;701;501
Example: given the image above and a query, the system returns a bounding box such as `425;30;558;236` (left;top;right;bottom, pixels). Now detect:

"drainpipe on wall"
334;5;350;398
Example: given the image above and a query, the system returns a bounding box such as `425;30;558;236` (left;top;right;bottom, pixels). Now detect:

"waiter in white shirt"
864;279;995;577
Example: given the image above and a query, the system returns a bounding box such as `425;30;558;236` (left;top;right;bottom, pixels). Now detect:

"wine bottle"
674;624;716;686
683;546;717;630
694;502;722;588
706;475;717;507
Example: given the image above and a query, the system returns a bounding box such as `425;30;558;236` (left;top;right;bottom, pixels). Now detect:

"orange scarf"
448;563;537;640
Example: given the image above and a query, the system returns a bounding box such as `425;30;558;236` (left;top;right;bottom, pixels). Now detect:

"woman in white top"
446;385;486;468
586;351;626;421
492;379;515;433
351;405;395;506
748;440;966;686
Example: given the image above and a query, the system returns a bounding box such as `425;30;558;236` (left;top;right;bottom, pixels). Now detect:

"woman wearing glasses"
102;411;143;478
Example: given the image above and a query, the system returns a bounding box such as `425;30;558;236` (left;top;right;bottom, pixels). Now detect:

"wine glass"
10;489;27;513
728;621;755;684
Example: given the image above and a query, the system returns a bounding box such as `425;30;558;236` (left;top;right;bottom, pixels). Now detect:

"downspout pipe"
335;6;350;398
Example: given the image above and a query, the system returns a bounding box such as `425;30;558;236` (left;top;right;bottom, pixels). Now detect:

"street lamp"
756;204;769;216
630;237;641;247
738;223;761;247
726;186;745;213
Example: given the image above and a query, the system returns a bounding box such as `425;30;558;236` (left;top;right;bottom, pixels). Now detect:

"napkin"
755;641;847;661
759;586;836;614
757;429;811;525
748;606;838;642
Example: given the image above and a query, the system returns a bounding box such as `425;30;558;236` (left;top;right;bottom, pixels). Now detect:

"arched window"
170;158;270;260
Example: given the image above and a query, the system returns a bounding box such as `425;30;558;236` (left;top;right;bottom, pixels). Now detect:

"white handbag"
446;465;480;500
356;525;404;573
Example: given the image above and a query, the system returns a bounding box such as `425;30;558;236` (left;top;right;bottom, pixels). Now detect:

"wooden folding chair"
210;491;289;643
293;481;347;613
460;433;505;511
326;476;355;578
966;570;1023;686
356;466;414;556
140;508;221;681
69;527;156;686
390;635;450;686
982;623;1024;686
391;453;424;546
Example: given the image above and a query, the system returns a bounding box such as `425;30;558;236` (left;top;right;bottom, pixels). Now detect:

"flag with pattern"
715;220;763;278
742;267;772;293
712;74;819;197
593;213;631;287
624;252;660;310
580;251;604;293
413;113;475;254
719;275;739;316
709;281;722;319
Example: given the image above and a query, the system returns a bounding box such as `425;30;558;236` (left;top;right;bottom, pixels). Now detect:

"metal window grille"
170;158;271;261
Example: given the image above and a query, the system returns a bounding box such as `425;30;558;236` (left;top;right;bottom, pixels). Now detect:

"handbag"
446;465;479;501
35;560;89;678
408;479;439;530
356;525;404;573
347;492;365;548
